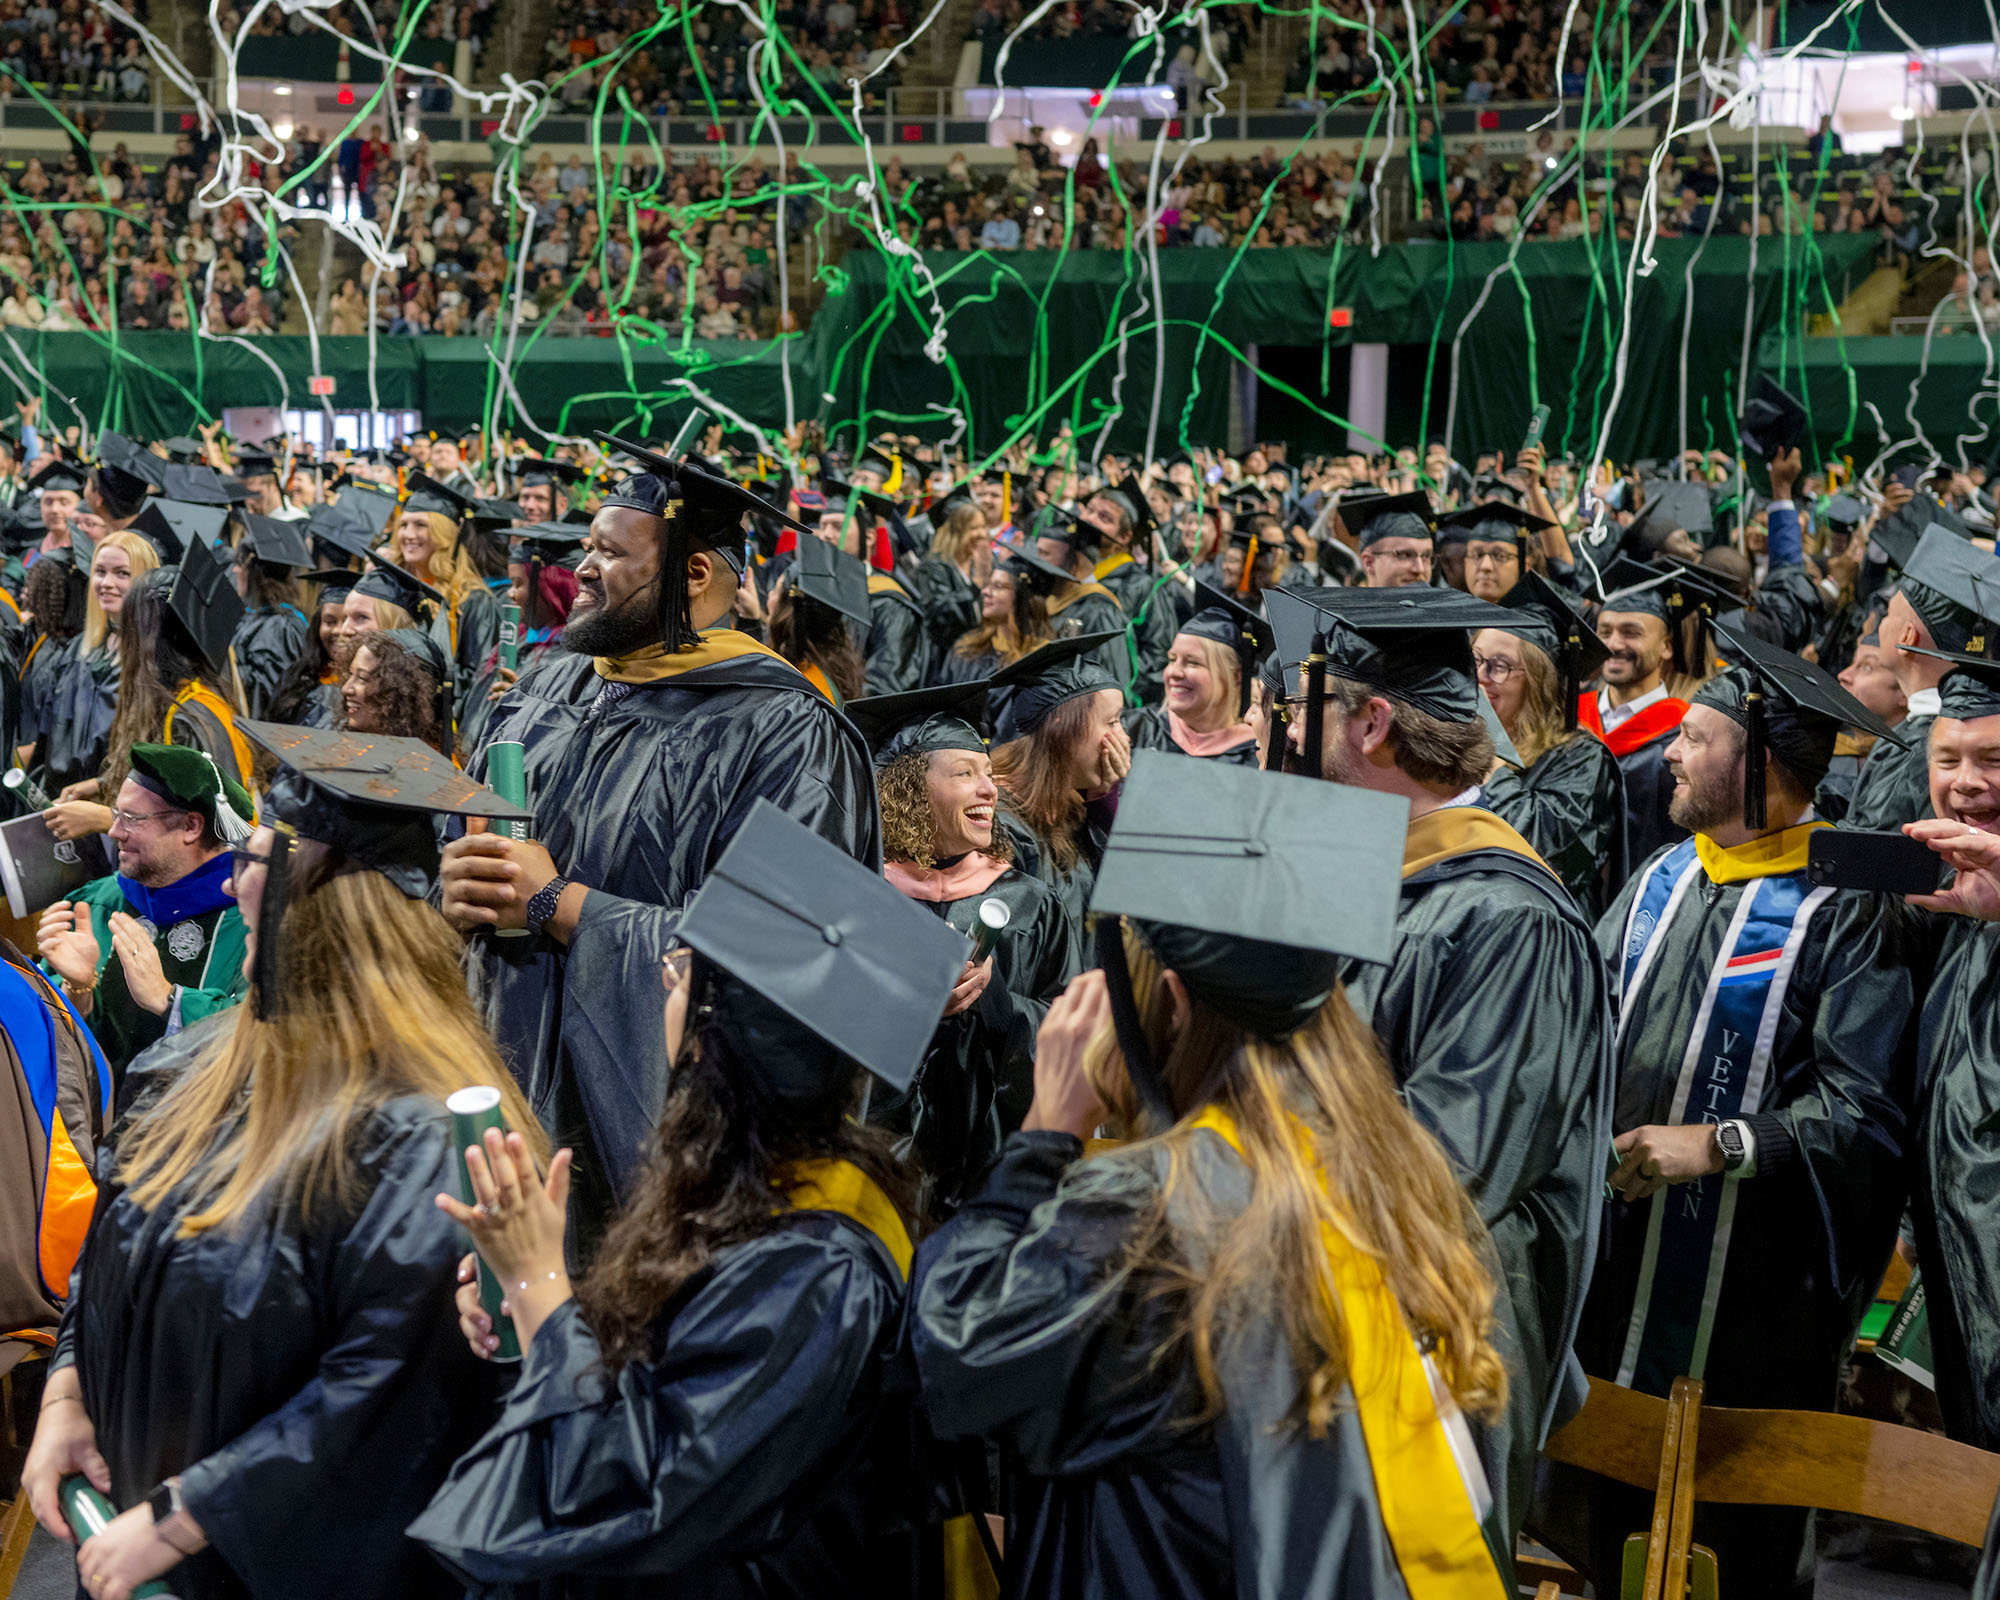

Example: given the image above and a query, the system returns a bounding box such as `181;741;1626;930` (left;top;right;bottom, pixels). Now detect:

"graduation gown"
1844;711;1935;830
437;584;502;722
1043;584;1129;688
907;556;983;666
997;801;1110;934
412;1181;937;1600
14;628;65;757
1481;732;1626;921
911;1129;1510;1600
1337;805;1612;1545
1123;705;1260;766
231;604;309;720
56;1094;499;1600
1577;692;1687;886
865;573;931;696
40;637;118;792
933;643;1006;687
466;637;882;1243
1093;555;1176;706
162;680;255;795
1908;910;2000;1449
873;855;1080;1215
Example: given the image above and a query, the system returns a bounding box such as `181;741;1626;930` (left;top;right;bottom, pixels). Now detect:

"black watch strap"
147;1477;183;1525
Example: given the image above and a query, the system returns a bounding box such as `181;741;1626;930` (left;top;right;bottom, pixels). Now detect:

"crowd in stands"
0;0;151;102
0;126;292;334
213;0;500;84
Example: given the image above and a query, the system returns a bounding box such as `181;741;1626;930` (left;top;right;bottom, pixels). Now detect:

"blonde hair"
82;529;160;653
1172;632;1241;728
398;509;484;613
120;847;545;1235
931;503;989;570
355;594;417;633
1086;926;1507;1434
1506;634;1578;768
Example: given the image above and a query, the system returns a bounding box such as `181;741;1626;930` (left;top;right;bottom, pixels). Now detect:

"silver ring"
474;1202;492;1216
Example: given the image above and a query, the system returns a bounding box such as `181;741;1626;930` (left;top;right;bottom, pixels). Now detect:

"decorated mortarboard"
1631;480;1715;547
1738;373;1808;463
1900;524;2000;655
241;720;530;901
791;535;871;627
515;457;584;488
1495;568;1609;729
1336;489;1434;548
987;629;1126;743
1090;751;1409;1076
239;512;312;570
594;432;816;551
402;470;479;521
1700;616;1908;830
131;497;227;562
675;798;966;1097
165;533;246;673
1905;643;2000;721
353;554;444;620
845;679;990;764
160;461;233;506
27;456;88;495
993;536;1076;596
128;742;255;844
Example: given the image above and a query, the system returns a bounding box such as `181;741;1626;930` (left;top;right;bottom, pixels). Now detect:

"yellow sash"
1046;581;1120;617
1693;819;1827;885
867;572;912;602
1092;552;1135;581
1400;805;1551;880
779;1159;913;1280
162;681;255;794
799;659;839;707
1189;1106;1506;1600
595;627;807;687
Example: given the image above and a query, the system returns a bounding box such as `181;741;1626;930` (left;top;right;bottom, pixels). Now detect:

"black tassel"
253;829;292;1021
525;551;547;632
654;491;697;651
1517;531;1531;575
1743;682;1767;833
1095;918;1174;1131
1562;624;1582;731
1302;629;1328;783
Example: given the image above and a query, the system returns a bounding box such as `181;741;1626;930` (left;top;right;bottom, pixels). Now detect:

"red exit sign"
308;375;335;396
1328;307;1354;329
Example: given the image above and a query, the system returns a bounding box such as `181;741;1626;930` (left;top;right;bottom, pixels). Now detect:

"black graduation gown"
458;644;569;764
16;629;68;754
911;1130;1502;1600
1612;727;1685;883
872;864;1079;1215
1094;557;1177;706
864;576;931;696
1753;565;1825;654
1908;910;2000;1449
40;637;118;792
1123;705;1260;767
56;1094;498;1600
466;649;882;1244
231;604;309;720
907;556;982;666
1481;734;1626;921
1337;816;1613;1545
933;643;1004;687
437;585;502;723
997;804;1109;935
1043;586;1129;687
410;1211;933;1600
1844;712;1935;830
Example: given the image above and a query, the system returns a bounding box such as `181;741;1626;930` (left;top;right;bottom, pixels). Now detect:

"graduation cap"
675;798;966;1098
1336;489;1434;549
234;447;281;481
845;679;990;765
1593;556;1736;670
507;522;588;559
1739;374;1808;463
472;496;524;529
1436;500;1556;568
1901;524;2000;655
1029;503;1098;559
301;567;359;605
131;497;227;562
1700;616;1908;831
993;536;1076;597
94;432;166;510
1477;687;1524;770
402;470;477;521
854;448;899;485
1270;585;1530;723
332;482;399;537
1906;644;2000;721
27;456;87;496
791;535;871;627
820;474;903;520
160;436;204;465
1182;579;1269;716
514;457;583;488
1494;568;1609;730
987;630;1126;743
239;512;312;570
305;504;382;568
1631;480;1715;548
354;554;443;622
1822;493;1865;531
159;461;233;506
1088;482;1155;547
165;533;246;673
1089;753;1409;1121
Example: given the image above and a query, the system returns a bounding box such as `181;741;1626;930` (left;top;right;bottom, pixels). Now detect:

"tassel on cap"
1743;680;1767;833
1561;626;1581;733
1301;628;1328;784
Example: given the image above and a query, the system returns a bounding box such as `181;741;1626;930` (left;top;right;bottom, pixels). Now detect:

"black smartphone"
1806;829;1944;894
1892;465;1922;491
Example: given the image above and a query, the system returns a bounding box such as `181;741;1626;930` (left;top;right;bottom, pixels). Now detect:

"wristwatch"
146;1476;184;1527
1714;1119;1750;1174
524;874;572;935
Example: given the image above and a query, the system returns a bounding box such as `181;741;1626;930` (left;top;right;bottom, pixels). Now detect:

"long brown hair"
769;592;865;702
1088;927;1506;1433
990;690;1098;875
120;841;543;1233
931;503;989;570
952;573;1050;665
1507;634;1579;768
577;975;917;1376
101;568;240;802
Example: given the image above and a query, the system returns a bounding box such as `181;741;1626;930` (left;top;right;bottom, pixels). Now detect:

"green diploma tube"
447;1085;522;1361
61;1477;176;1596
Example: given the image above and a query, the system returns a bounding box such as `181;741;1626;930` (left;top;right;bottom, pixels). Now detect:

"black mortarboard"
302;568;357;604
1495;568;1609;729
1436;500;1556;565
854;448;899;483
1632;480;1715;547
515;457;583;488
305;504;381;567
161;436;204;465
353;555;443;621
1089;483;1155;546
1823;493;1865;530
1902;524;2000;655
1873;493;1968;569
165;533;246;673
1090;753;1407;1102
370;624;453;685
1699;616;1907;830
596;433;815;545
94;432;166;509
995;537;1076;596
234;447;280;480
1739;374;1808;462
676;799;965;1097
402;470;477;521
28;457;87;496
1028;503;1098;559
1270;585;1529;723
131;497;225;562
820;474;903;519
507;522;588;558
1909;645;2000;721
239;512;311;570
472;497;524;531
1594;554;1737;622
791;535;871;627
1337;490;1433;548
160;461;234;505
846;680;990;765
988;631;1125;743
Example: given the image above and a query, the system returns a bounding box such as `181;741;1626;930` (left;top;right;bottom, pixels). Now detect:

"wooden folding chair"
0;1490;32;1599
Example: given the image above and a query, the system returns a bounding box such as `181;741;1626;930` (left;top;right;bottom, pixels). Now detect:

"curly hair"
878;748;1015;870
576;972;918;1378
341;628;446;751
22;553;82;642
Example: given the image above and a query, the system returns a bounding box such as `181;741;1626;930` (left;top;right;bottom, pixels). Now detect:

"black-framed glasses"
230;846;272;876
1472;654;1521;682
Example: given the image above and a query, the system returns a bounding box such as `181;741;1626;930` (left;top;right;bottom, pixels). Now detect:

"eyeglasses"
1471;654;1520;683
109;806;185;830
229;846;271;876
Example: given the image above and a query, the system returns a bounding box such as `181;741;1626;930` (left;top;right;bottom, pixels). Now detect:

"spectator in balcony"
696;293;740;339
1005;148;1041;204
980;202;1022;252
